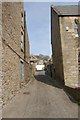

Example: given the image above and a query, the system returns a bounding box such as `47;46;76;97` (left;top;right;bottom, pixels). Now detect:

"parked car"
36;64;45;71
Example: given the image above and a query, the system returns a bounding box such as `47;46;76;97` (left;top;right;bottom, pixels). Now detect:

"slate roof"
51;5;80;16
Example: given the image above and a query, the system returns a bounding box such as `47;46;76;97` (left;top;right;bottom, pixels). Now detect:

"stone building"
0;2;2;119
24;11;30;63
51;5;80;88
30;55;39;75
2;2;32;105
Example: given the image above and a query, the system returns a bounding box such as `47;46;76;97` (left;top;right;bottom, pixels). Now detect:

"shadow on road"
34;74;62;89
34;72;79;105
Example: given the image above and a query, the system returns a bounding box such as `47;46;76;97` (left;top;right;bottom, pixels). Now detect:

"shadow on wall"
24;62;33;84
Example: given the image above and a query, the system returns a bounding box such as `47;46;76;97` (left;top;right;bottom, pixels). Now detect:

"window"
21;32;24;52
74;22;78;34
78;52;80;65
21;12;24;22
74;19;79;35
21;25;24;31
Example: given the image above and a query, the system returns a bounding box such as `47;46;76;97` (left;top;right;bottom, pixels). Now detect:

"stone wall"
60;17;78;88
78;19;80;87
51;8;64;84
26;40;30;62
51;7;79;88
25;30;30;62
0;2;2;119
2;2;33;105
24;11;30;63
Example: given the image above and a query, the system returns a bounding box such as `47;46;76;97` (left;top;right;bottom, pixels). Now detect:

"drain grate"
23;92;30;95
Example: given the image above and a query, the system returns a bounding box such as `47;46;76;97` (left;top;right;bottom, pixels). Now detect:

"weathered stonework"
51;8;64;84
0;2;2;119
51;6;79;88
60;17;79;88
2;2;33;105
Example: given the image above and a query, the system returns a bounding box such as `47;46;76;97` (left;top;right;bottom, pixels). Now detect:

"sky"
24;2;79;56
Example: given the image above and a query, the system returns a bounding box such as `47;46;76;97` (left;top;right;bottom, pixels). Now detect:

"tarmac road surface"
3;71;78;118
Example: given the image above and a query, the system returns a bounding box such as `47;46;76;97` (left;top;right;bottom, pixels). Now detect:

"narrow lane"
3;71;78;118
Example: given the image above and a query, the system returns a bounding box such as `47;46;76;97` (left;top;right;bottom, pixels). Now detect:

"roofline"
58;15;80;17
51;5;80;16
51;6;61;15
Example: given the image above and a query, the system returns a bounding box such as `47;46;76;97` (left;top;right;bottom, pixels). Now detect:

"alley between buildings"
3;71;78;118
